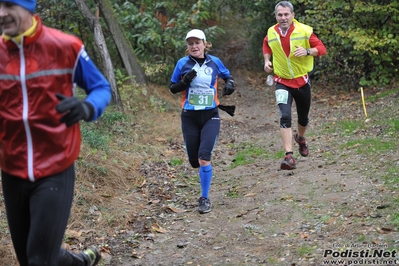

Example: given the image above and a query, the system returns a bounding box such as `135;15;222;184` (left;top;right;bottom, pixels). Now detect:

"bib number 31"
189;88;214;107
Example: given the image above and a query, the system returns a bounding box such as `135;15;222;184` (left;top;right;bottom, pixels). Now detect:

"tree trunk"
74;0;124;112
96;0;146;85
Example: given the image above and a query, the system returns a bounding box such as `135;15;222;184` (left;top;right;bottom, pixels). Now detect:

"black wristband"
170;80;187;94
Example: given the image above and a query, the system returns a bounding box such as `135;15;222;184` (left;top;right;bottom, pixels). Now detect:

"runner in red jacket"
263;1;326;170
0;0;110;265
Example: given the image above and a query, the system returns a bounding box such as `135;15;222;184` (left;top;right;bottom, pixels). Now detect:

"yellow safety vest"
267;19;313;79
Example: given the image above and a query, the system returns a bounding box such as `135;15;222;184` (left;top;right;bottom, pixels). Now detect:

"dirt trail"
111;68;395;266
0;68;391;266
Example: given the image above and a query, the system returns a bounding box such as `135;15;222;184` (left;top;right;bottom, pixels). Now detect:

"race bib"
275;89;289;104
188;88;214;107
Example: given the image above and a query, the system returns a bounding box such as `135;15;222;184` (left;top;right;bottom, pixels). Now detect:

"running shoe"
280;154;296;170
198;197;212;214
82;246;101;266
294;133;309;157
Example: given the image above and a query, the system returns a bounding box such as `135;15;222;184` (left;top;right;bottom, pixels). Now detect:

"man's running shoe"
280;154;296;170
198;197;212;214
294;133;309;157
82;246;101;266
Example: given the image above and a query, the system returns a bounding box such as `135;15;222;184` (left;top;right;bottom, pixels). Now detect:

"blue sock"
199;164;212;199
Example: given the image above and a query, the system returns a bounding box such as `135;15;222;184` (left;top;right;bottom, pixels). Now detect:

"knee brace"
280;115;292;128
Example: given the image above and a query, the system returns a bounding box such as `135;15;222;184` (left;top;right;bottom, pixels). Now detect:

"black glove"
182;69;197;85
222;79;235;96
56;93;94;127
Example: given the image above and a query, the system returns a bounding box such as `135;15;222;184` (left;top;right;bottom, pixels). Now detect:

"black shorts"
181;108;220;168
275;82;311;128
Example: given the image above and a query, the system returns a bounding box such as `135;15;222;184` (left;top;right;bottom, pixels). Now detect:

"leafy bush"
300;0;399;89
38;0;399;90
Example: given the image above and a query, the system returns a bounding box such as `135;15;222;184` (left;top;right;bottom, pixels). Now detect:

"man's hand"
294;45;308;57
182;69;197;85
264;61;273;73
56;93;94;127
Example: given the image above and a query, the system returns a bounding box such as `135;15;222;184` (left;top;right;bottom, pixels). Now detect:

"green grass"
365;88;399;102
100;109;128;127
357;234;366;242
226;186;240;198
76;160;108;177
169;157;184;167
231;143;272;168
81;127;110;151
390;212;399;229
339;138;393;154
274;150;285;159
382;166;399;189
384;118;399;135
297;245;315;257
319;215;331;223
80;106;129;152
326;119;364;135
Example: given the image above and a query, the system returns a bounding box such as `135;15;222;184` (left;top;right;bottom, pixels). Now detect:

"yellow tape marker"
360;87;367;118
